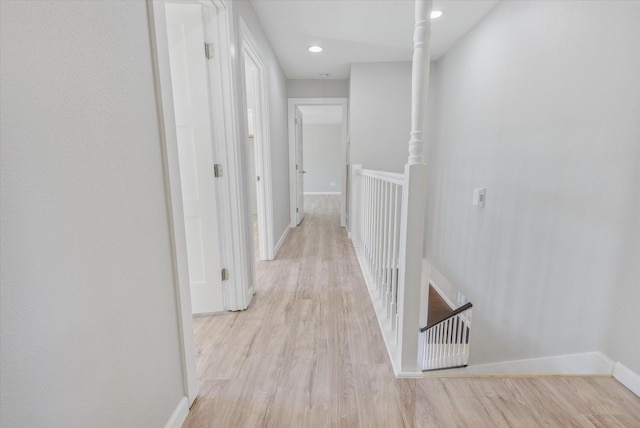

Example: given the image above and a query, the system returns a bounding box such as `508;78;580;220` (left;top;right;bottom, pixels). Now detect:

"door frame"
287;98;348;227
294;107;304;225
148;0;247;405
238;17;275;261
164;1;225;315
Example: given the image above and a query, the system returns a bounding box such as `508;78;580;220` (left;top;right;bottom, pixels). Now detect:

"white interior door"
295;108;305;225
166;2;224;314
243;56;264;258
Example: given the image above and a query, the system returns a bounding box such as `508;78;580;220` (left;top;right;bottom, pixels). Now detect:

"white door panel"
295;108;304;225
166;2;224;314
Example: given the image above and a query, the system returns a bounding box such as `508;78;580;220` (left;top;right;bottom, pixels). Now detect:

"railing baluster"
390;182;395;305
376;181;382;294
363;176;368;261
380;181;388;300
427;329;434;370
361;175;365;251
369;176;372;258
369;176;373;268
435;323;442;368
455;318;461;366
373;178;379;283
348;166;415;373
452;314;460;366
458;313;464;366
443;318;450;367
386;183;394;319
365;177;369;262
381;181;388;302
465;310;472;365
362;176;366;251
369;177;375;279
376;180;383;291
360;177;363;248
391;184;398;332
420;303;473;371
369;176;375;273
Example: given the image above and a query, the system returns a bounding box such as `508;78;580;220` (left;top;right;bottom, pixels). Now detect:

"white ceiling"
250;0;501;80
298;105;344;124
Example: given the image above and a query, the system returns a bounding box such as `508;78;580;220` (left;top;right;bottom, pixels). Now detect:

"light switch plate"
473;187;486;207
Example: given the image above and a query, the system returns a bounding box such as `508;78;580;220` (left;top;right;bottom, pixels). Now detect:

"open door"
166;2;225;314
287;98;347;229
243;51;267;259
295;107;305;225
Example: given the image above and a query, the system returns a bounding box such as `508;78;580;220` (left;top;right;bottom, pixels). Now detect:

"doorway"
294;107;305;225
240;18;275;262
165;1;224;315
243;51;265;261
149;0;251;405
288;98;348;228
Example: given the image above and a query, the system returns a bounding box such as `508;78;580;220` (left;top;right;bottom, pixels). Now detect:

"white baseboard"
303;191;341;195
273;226;290;258
425;352;614;376
165;396;189;428
613;362;640;397
396;370;426;378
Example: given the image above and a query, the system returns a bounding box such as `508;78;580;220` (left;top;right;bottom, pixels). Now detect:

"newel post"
396;0;433;376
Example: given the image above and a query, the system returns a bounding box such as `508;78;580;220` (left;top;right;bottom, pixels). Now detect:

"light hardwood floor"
184;195;640;427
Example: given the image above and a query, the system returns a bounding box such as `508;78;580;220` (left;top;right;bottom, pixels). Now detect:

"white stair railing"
351;167;403;348
349;0;434;377
420;302;473;371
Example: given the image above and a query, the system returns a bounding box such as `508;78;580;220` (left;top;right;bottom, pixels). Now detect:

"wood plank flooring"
184;195;640;427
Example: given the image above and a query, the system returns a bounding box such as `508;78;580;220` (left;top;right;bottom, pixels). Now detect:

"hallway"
184;196;640;427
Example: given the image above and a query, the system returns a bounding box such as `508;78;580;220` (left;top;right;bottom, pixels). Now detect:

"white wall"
425;0;640;373
232;1;290;246
0;1;185;426
302;124;343;193
287;79;349;98
349;62;412;172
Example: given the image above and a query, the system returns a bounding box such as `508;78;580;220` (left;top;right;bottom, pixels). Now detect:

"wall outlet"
330;181;336;187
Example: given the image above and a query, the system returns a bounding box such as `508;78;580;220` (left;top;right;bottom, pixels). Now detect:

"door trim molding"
287;98;348;227
147;0;199;405
294;107;304;225
200;1;251;311
239;17;275;261
147;0;241;406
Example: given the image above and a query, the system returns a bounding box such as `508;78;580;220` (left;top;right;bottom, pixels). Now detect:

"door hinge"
296;208;299;213
221;268;229;281
296;163;298;170
213;164;222;177
205;43;214;59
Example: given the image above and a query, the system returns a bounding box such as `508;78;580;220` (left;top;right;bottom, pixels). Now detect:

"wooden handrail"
420;302;473;332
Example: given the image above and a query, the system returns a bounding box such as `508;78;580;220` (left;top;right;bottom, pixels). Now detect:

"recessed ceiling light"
430;10;443;19
308;45;323;53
